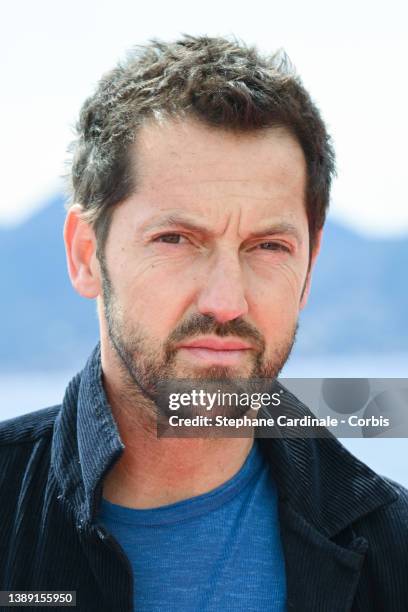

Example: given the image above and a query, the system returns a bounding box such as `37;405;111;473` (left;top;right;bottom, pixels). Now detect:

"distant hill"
299;221;408;355
0;196;98;370
0;196;407;371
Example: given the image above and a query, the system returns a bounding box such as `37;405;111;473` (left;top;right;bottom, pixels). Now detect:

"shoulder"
369;476;408;529
0;407;64;557
0;406;61;477
363;475;408;527
0;406;62;504
354;475;408;569
0;405;61;447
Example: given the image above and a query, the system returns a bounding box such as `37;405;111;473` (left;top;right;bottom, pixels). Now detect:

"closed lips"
177;338;253;350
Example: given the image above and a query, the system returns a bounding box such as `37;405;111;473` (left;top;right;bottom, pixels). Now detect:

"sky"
1;0;407;237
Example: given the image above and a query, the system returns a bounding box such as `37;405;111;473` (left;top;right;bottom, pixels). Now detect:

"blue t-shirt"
98;441;286;611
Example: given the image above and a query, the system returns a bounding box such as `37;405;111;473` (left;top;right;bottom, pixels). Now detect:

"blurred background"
1;0;407;483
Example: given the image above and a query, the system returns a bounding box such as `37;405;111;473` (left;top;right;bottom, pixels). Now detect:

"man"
0;35;407;611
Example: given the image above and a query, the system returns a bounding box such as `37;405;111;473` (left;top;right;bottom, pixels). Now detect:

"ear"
63;204;101;299
299;228;323;310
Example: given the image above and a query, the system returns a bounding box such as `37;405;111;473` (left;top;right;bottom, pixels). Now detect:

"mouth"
176;337;254;366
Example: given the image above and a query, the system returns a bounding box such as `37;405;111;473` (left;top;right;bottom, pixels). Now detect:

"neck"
100;345;254;509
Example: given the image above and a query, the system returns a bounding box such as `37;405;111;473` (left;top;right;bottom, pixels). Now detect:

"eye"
258;241;291;253
153;233;188;244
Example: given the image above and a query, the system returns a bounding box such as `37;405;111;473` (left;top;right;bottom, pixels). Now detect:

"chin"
173;362;255;381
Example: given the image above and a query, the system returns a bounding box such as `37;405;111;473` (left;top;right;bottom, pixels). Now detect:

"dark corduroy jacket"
1;345;407;611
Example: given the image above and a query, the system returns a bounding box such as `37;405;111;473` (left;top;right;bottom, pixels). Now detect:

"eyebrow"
142;214;303;244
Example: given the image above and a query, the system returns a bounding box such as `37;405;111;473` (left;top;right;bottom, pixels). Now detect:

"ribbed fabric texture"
0;343;407;611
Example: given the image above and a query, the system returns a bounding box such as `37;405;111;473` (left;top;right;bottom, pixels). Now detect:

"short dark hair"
66;34;336;256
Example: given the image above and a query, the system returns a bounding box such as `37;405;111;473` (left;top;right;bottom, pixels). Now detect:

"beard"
99;256;298;425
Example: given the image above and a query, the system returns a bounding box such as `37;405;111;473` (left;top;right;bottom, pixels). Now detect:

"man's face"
98;118;315;402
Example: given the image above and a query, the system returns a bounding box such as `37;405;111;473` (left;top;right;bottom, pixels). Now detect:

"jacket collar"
52;343;398;534
52;343;124;527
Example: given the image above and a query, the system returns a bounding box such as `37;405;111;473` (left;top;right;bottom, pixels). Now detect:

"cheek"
247;262;305;344
113;260;195;336
248;261;305;315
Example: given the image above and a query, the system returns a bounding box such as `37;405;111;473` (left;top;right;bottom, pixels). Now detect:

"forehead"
122;117;308;229
135;117;305;186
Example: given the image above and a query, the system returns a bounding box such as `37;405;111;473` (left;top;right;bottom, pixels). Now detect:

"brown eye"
155;233;183;244
259;242;290;252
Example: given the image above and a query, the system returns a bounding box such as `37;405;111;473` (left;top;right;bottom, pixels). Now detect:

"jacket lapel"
257;384;398;610
280;502;368;611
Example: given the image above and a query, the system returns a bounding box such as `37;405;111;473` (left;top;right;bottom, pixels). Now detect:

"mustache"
165;313;265;353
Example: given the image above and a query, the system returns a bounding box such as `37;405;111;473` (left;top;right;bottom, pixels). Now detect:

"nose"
196;250;249;324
